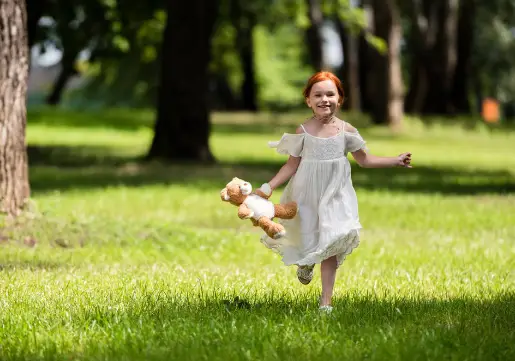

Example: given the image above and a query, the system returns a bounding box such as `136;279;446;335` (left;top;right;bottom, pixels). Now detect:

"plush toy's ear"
220;188;230;201
240;182;252;195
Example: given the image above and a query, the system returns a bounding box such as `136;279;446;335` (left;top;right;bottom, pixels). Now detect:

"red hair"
302;71;345;103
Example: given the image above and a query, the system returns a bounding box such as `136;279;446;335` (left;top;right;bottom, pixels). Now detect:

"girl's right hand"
255;183;273;199
397;152;412;168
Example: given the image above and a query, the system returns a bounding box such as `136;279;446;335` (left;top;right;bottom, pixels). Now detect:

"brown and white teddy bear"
220;177;297;239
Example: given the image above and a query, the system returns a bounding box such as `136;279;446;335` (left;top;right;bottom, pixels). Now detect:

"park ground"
0;108;514;360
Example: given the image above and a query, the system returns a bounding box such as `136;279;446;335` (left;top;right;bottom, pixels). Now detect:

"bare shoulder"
297;117;316;134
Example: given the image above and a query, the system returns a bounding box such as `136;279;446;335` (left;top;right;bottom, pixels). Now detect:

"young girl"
255;71;412;312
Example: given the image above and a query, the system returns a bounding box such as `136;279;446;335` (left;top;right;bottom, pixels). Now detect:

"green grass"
1;107;514;360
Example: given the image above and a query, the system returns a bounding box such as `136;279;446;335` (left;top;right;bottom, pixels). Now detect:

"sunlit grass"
0;108;514;360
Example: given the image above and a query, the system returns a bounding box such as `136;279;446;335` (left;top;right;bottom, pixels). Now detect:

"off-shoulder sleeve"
344;129;367;153
268;133;305;157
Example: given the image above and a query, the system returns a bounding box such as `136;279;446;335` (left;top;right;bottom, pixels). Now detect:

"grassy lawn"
0;108;514;360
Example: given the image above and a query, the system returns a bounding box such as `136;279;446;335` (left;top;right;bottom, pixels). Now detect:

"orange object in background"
482;98;500;123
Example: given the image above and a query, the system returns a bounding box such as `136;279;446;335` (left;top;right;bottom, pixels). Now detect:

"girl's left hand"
397;152;412;168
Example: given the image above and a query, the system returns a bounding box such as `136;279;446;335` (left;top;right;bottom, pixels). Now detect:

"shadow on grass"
28;107;155;131
27;106;515;136
18;292;512;360
28;145;514;195
28;145;136;168
0;258;65;271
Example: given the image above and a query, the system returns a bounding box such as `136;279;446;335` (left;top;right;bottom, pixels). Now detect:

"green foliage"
70;6;165;108
254;25;313;110
473;1;515;103
1;109;514;360
364;33;388;54
210;1;244;94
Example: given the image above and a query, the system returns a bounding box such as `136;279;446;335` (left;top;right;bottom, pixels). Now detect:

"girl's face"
305;80;340;117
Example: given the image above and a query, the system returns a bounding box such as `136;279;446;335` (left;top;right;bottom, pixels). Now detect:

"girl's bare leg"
320;256;337;306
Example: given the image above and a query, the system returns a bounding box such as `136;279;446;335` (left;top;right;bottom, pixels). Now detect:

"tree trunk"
358;0;374;113
0;0;30;216
231;0;257;111
423;0;459;114
405;0;459;115
335;17;361;111
450;0;474;114
387;1;404;128
305;0;324;71
26;0;45;49
211;73;239;110
46;48;79;105
147;0;219;163
238;20;257;111
369;0;404;127
404;0;438;113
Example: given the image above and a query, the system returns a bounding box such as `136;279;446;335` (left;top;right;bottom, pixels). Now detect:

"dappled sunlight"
1;109;513;361
0;254;513;360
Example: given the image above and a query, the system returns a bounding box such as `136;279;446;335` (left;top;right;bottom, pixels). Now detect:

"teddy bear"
220;177;298;239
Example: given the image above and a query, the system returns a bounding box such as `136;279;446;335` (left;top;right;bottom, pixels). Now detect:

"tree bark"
147;0;219;163
305;0;324;71
404;0;437;113
46;48;79;105
335;17;361;111
405;0;459;115
211;72;239;110
369;0;404;127
450;0;474;114
231;0;257;111
0;0;30;216
423;0;459;114
26;0;45;49
358;0;374;113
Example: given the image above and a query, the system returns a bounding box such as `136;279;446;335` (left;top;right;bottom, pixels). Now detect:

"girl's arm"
268;155;302;190
257;126;304;197
255;155;301;198
351;149;412;168
343;121;412;169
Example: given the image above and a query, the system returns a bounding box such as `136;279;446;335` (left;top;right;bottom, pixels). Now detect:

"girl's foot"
297;264;315;285
319;305;333;313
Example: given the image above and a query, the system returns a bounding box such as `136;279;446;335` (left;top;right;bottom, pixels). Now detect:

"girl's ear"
305;97;312;108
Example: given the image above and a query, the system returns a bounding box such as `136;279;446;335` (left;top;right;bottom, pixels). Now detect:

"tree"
147;0;220;162
450;0;475;114
471;0;515;113
305;0;325;71
0;0;30;216
26;0;47;49
43;0;115;105
367;0;404;126
404;0;460;114
230;0;258;111
334;4;361;111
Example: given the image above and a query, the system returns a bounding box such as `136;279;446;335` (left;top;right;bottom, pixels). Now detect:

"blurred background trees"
12;0;515;163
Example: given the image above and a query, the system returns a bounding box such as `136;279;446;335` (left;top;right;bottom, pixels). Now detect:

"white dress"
260;123;367;267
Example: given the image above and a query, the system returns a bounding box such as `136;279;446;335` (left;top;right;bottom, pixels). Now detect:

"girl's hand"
397;152;412;168
255;183;273;199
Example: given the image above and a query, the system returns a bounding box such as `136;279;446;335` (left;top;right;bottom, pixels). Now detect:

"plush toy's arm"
238;203;254;219
220;188;229;202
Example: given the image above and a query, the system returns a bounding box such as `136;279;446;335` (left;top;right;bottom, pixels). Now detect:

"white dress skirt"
260;124;367;267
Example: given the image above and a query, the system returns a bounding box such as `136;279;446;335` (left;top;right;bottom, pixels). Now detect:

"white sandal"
296;264;315;285
319;305;333;313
